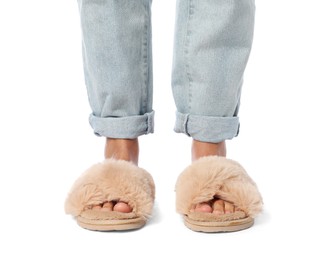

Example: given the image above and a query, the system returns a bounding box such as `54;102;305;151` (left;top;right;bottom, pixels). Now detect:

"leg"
77;0;154;213
172;0;256;214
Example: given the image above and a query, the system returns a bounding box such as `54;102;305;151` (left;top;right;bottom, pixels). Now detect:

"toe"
194;202;213;213
101;201;114;211
92;205;102;211
212;199;225;215
113;201;133;213
224;201;235;214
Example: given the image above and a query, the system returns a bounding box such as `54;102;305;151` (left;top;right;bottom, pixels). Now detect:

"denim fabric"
78;0;154;138
172;0;255;142
77;0;255;142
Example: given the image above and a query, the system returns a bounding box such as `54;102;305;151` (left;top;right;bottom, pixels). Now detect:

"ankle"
191;139;226;162
105;138;139;165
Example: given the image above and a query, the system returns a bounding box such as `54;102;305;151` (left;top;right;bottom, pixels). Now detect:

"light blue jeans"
77;0;255;143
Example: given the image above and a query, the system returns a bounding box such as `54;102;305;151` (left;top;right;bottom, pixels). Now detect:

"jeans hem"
89;110;155;139
174;111;239;143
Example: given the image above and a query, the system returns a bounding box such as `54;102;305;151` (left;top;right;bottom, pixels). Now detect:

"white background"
0;0;326;259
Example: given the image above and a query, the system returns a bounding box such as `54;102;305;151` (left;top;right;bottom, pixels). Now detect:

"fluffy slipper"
65;159;155;231
175;156;263;232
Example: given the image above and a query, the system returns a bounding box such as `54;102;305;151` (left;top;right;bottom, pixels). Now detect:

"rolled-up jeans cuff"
174;111;239;143
89;110;155;139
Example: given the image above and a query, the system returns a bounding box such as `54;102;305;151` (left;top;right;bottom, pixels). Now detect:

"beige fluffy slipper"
176;156;263;232
65;159;155;231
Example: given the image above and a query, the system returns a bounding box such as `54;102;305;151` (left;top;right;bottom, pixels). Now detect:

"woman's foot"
90;138;139;213
191;140;237;215
192;200;237;215
91;201;133;213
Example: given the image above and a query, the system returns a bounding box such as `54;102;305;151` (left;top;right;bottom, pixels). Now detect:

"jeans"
77;0;255;143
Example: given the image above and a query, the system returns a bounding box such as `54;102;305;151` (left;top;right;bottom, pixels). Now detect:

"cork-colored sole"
183;215;254;232
75;210;146;231
77;216;146;231
182;211;254;232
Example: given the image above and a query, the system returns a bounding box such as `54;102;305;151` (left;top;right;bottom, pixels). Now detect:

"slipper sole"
183;215;254;232
77;216;146;231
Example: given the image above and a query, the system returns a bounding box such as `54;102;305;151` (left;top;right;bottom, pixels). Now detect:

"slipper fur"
175;156;263;232
65;159;155;231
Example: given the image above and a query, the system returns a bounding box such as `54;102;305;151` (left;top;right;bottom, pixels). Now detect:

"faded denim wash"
77;0;255;143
